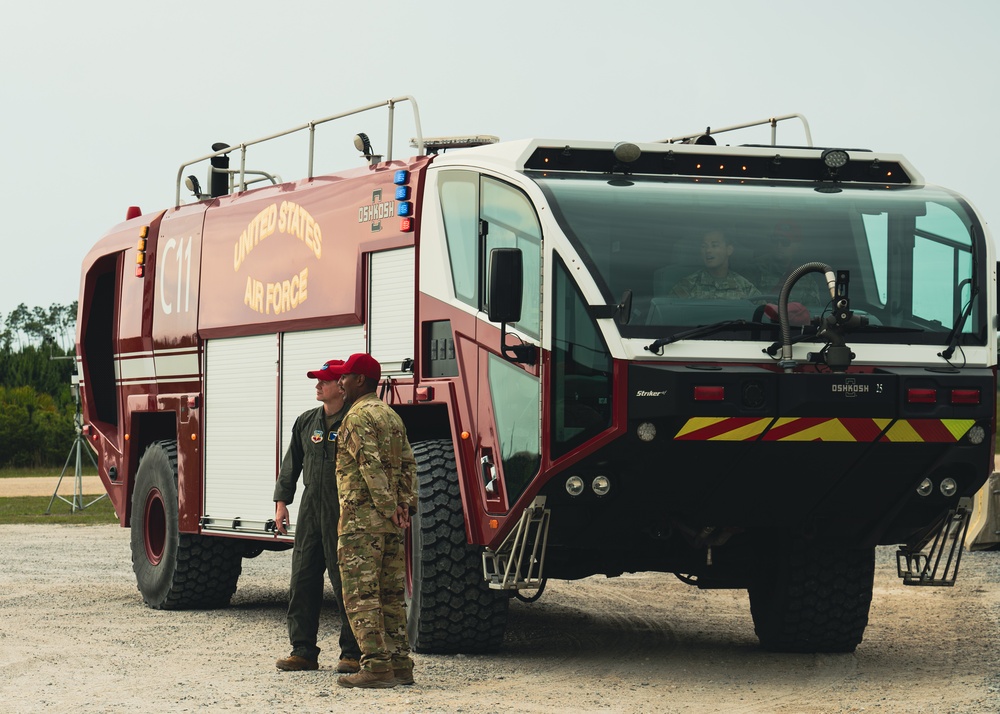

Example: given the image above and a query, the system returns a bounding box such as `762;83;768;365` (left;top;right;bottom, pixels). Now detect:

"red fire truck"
77;97;997;654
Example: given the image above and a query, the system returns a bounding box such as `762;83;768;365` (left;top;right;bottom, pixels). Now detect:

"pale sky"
2;0;998;322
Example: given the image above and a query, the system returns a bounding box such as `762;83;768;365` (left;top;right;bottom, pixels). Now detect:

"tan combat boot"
337;658;360;674
337;669;396;689
275;654;318;671
393;666;415;686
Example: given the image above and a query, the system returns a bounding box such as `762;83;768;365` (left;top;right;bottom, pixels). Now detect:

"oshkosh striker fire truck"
77;97;997;654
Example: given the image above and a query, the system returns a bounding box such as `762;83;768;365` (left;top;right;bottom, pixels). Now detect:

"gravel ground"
1;524;999;713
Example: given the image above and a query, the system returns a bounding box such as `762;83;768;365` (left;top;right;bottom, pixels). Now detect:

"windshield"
534;175;985;346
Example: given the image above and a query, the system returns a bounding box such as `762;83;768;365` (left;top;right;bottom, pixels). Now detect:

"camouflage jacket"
753;260;831;306
670;269;761;300
335;392;417;535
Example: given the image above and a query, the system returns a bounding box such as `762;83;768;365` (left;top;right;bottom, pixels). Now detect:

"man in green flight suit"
334;353;418;689
273;359;362;674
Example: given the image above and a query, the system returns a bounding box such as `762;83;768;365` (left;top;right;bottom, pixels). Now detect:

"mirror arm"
499;322;537;364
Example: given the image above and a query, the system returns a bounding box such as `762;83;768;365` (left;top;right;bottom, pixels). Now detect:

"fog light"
566;476;585;497
940;478;958;497
916;478;933;497
966;425;986;445
637;422;657;442
592;475;611;496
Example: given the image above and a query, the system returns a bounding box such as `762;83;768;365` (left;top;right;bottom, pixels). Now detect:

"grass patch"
0;466;99;479
0;495;118;525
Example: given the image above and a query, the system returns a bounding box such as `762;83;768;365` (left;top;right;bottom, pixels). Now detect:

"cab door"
474;176;543;515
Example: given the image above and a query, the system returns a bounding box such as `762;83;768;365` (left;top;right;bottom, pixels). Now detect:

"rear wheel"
406;440;508;653
130;440;243;609
749;540;875;653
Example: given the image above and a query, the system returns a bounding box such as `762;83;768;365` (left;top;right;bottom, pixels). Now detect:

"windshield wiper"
645;319;776;353
939;225;980;362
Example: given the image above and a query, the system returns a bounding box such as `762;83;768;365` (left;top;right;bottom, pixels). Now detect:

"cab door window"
481;177;541;339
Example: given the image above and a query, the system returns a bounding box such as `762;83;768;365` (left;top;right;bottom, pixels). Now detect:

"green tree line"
0;302;79;468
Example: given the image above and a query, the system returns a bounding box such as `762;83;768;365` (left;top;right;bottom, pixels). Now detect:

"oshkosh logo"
636;390;668;397
832;379;868;397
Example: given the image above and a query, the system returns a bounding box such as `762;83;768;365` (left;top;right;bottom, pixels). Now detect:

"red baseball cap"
342;353;381;381
307;359;347;381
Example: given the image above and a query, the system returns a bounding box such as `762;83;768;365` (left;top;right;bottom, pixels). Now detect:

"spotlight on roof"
613;141;642;163
822;148;850;169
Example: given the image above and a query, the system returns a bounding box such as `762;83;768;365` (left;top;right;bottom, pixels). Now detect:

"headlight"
565;476;585;497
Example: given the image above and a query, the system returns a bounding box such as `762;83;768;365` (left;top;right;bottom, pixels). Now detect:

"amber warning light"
135;225;149;277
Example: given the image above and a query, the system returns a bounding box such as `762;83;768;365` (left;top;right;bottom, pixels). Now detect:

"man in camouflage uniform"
671;230;761;300
752;221;831;307
273;359;361;674
335;353;418;689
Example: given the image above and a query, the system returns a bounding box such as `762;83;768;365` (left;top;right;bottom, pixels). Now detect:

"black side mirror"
487;247;535;364
487;247;523;323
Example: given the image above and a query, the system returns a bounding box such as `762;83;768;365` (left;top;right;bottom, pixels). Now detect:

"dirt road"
1;524;998;713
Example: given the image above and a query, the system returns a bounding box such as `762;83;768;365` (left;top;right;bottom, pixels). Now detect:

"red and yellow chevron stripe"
673;417;975;443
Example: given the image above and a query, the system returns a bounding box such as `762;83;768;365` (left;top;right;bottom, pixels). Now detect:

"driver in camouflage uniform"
334;353;418;689
671;230;761;300
273;359;361;674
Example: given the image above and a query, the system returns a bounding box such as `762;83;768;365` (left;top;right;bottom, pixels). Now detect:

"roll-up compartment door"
204;334;278;525
368;247;415;375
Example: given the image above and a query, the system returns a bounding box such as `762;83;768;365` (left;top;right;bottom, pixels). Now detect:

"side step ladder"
896;500;971;586
483;496;550;592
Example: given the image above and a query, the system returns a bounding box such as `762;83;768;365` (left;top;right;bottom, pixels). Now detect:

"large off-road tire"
749;541;875;653
130;440;242;610
407;440;509;653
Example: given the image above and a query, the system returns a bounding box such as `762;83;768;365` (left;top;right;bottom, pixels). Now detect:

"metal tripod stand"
45;376;107;514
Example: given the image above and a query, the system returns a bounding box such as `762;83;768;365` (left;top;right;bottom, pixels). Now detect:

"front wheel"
130;440;243;609
406;440;509;653
748;540;875;653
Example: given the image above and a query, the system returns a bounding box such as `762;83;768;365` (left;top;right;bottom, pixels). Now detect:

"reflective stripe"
113;349;201;384
674;417;974;443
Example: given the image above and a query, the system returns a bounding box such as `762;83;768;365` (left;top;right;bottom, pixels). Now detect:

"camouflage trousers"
337;531;413;673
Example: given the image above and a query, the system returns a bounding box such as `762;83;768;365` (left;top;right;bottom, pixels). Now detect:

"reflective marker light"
393;170;409;185
693;386;725;401
967;425;986;445
637;422;657;442
565;476;585;497
916;478;933;497
398;201;413;217
395;186;410;200
907;388;937;404
950;388;980;405
592;475;611;496
940;478;958;497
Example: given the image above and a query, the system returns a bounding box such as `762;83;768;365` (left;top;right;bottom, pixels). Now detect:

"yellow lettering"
299;268;308;303
266;282;276;315
278;201;288;233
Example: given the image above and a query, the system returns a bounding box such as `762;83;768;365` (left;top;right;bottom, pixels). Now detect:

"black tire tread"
131;440;242;610
749;543;875;653
408;440;508;653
